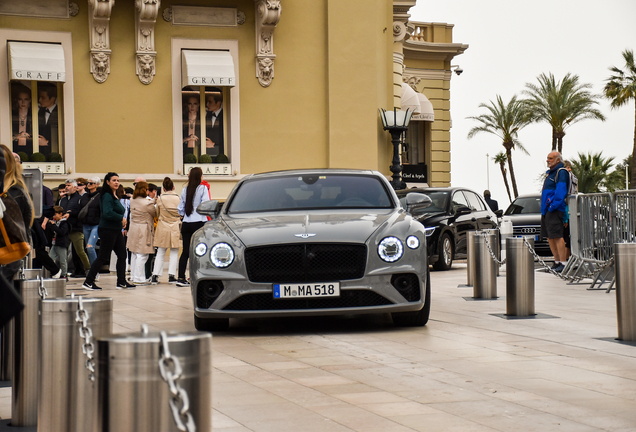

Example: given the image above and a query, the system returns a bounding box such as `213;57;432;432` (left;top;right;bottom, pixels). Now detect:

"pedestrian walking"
46;206;71;278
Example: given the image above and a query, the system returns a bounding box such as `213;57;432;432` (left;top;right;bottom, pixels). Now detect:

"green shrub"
215;153;229;163
47;152;63;162
198;154;213;163
184;153;197;163
31;152;46;162
17;152;29;163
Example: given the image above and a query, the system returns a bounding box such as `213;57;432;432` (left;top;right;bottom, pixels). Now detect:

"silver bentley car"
191;169;432;331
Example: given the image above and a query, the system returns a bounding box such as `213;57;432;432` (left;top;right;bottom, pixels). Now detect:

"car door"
450;190;477;256
465;191;497;230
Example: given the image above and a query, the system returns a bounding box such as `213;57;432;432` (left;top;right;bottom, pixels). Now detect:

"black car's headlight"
378;237;403;262
195;242;208;257
210;242;235;268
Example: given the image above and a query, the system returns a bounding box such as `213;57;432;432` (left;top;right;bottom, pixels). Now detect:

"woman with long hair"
182;94;201;157
82;172;135;291
11;85;33;156
151;177;181;284
176;167;209;286
127;181;156;284
0;144;34;280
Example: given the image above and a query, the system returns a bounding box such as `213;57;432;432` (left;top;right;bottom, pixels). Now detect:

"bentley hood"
221;211;400;246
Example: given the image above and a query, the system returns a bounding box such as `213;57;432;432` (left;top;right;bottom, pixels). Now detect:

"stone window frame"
0;29;76;174
171;38;240;176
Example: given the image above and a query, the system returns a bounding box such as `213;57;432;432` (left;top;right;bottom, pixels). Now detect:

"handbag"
78;194;98;222
0;192;31;265
0;272;24;327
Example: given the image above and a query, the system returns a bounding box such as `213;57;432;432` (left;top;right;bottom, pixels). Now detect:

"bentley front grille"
244;243;367;283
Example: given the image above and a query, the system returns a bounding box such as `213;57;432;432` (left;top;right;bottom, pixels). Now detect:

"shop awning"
8;42;65;82
411;93;435;122
181;50;236;87
401;82;421;114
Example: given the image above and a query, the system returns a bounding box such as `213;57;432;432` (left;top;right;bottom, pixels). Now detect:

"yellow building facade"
0;0;466;196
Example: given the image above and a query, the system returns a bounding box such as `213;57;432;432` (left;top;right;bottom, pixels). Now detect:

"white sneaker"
52;269;62;279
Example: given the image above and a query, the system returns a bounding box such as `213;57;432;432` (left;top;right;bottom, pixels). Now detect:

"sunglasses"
87;182;95;185
77;183;86;187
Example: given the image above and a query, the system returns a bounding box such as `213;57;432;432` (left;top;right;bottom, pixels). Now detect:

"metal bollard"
473;232;497;299
12;278;66;427
482;228;501;276
96;330;212;432
466;231;477;286
614;243;636;341
38;297;113;432
1;269;44;382
506;237;535;316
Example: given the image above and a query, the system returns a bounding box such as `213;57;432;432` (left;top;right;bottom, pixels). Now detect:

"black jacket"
82;191;101;226
60;191;85;232
48;219;70;249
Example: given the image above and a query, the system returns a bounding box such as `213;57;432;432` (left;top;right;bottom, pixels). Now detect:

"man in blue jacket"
541;151;569;272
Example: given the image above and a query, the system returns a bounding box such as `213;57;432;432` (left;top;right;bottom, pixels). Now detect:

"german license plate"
273;282;340;299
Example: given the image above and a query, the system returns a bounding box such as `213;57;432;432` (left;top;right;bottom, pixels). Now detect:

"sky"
408;0;636;207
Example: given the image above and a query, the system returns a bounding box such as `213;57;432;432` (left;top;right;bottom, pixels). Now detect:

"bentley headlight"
406;235;420;249
210;243;235;268
378;237;403;262
195;242;208;257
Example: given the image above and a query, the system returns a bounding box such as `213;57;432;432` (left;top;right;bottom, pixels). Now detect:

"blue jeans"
83;224;99;265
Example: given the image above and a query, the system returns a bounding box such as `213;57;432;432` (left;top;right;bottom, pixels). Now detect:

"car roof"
244;168;380;180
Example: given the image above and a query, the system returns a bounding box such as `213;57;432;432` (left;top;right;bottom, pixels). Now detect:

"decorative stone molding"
69;2;79;16
135;0;160;85
162;6;171;22
237;10;245;25
88;0;114;83
255;0;281;87
403;75;421;92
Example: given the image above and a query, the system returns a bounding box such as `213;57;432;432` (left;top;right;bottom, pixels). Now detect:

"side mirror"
197;200;220;218
405;192;432;216
494;209;504;218
455;205;471;216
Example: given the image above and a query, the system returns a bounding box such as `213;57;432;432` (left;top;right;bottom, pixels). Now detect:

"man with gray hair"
60;178;91;277
541;151;569;273
82;176;102;267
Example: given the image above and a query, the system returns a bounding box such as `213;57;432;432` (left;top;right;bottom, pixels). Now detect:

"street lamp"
379;108;413;190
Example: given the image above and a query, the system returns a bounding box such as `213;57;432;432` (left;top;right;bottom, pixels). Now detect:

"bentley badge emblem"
295;234;316;239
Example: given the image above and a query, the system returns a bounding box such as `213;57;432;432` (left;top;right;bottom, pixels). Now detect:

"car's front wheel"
194;315;229;332
392;269;431;327
433;232;453;271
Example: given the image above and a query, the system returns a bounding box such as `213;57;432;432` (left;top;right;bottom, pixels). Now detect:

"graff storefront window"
182;86;227;164
10;80;64;163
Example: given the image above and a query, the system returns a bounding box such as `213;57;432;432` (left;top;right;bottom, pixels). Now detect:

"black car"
397;187;500;270
502;194;552;257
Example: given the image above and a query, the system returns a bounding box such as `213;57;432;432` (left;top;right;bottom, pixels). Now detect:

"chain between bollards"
159;331;196;432
75;296;96;382
37;276;48;299
482;233;506;266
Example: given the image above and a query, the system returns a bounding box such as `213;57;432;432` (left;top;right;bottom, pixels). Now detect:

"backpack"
556;168;578;196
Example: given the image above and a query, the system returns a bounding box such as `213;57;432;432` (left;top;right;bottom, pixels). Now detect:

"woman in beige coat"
151;177;182;284
127;182;156;284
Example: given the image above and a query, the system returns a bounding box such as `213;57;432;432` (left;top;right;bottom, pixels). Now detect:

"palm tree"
522;73;606;154
570;151;622;193
467;95;532;198
604;49;636;189
493;152;512;203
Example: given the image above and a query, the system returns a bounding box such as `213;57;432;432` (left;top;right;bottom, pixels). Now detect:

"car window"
451;191;470;212
504;197;542;215
228;174;394;213
465;192;486;211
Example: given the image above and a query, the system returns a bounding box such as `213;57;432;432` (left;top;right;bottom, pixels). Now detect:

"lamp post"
379;108;413;190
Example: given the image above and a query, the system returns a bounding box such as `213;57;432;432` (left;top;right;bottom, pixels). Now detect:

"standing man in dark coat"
483;190;499;212
205;89;224;158
37;83;58;157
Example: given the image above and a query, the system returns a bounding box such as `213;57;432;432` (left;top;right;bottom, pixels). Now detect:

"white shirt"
44;103;57;124
178;184;210;223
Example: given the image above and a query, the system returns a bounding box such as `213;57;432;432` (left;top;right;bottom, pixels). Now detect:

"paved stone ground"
1;263;635;431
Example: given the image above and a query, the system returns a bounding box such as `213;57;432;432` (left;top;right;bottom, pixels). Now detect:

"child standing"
47;206;71;278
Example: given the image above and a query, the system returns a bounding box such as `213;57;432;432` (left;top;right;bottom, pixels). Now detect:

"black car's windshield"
399;191;449;213
228;174;394;213
505;196;541;215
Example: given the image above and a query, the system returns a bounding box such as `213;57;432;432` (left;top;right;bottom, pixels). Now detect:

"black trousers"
33;246;60;276
85;228;127;285
178;221;205;280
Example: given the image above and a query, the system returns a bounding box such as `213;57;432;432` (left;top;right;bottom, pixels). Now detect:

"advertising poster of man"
11;82;34;156
182;88;201;159
37;82;58;157
205;87;224;158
